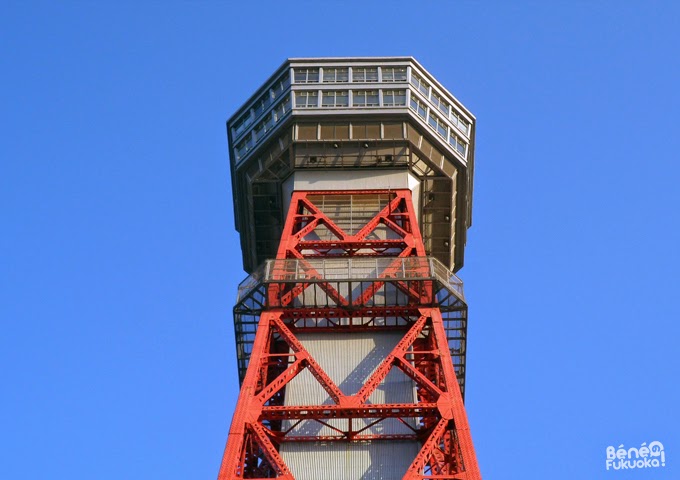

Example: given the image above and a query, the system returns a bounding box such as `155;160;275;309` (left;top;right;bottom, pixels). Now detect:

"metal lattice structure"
218;190;480;479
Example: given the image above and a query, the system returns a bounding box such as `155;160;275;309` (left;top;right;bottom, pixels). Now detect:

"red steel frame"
218;189;481;479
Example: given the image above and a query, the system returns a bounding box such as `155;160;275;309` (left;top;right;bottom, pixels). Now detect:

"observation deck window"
382;66;407;82
235;135;254;161
264;113;274;131
411;73;429;97
352;67;378;83
253;122;265;141
448;131;467;157
270;76;289;100
273;97;291;122
253;95;271;118
253;114;275;141
431;91;450;117
383;90;406;107
410;96;427;119
353;90;379;107
451;112;470;136
295;91;319;108
322;67;349;83
321;90;349;107
232;113;253;138
428;112;448;139
294;68;319;83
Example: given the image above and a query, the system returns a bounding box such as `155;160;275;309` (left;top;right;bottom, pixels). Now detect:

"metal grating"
233;256;468;395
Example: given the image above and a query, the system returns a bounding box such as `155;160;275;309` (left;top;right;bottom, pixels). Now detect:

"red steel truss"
218;190;481;479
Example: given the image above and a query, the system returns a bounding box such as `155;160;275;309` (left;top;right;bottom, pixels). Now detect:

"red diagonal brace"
270;315;345;405
354;314;428;403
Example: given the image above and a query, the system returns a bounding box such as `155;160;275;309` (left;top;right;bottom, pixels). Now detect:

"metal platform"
233;256;468;395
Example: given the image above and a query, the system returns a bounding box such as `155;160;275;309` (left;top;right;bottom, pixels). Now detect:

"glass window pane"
296;91;317;108
353;67;378;83
411;74;429;96
410;98;426;118
365;68;378;82
459;118;469;135
382;68;394;82
323;68;348;83
321;91;348;107
457;142;466;155
233;113;252;137
367;91;378;106
322;92;334;107
295;68;319;83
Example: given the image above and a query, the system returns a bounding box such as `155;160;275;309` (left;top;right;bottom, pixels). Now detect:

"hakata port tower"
218;57;481;480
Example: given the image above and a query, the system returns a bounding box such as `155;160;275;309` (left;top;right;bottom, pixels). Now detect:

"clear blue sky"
2;1;678;479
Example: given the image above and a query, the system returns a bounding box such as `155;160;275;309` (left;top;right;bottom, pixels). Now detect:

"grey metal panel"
279;441;420;480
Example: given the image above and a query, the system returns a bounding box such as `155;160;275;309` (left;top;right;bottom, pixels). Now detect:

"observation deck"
227;57;476;273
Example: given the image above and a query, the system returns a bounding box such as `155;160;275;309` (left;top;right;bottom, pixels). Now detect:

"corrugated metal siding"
308;194;391;236
279;441;420;480
280;332;419;478
285;332;416;404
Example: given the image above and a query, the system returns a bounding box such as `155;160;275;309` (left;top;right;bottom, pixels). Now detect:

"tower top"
227;57;476;273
